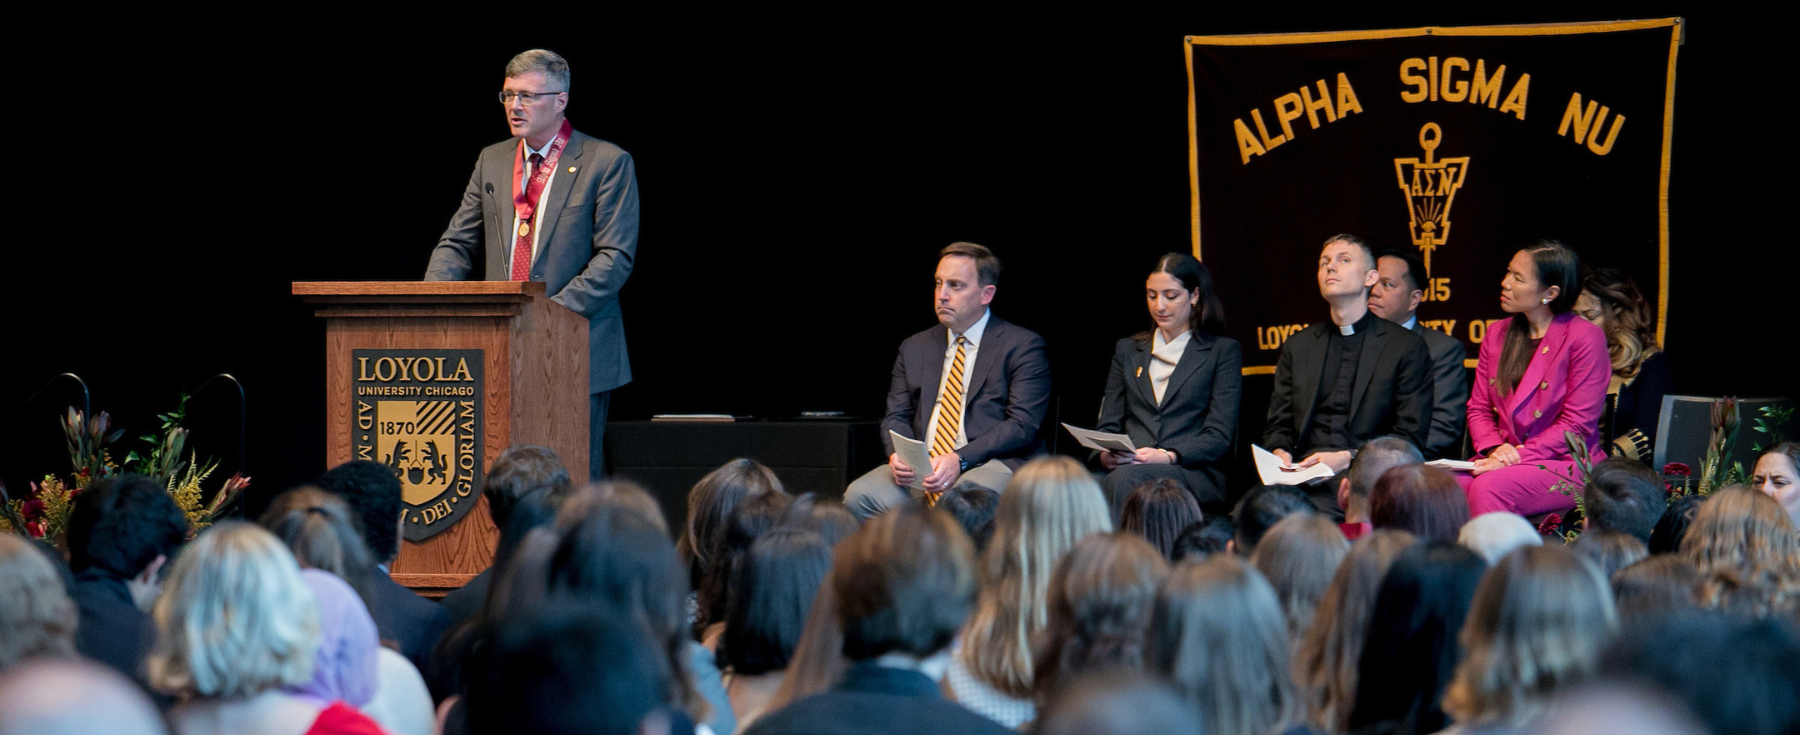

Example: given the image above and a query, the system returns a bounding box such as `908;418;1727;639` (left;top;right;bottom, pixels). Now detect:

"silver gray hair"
505;49;570;92
1347;437;1423;499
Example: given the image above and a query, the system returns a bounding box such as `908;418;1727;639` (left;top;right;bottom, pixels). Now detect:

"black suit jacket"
438;567;492;626
71;571;153;687
744;662;1013;735
370;572;453;675
1097;332;1243;482
1262;316;1434;456
880;314;1052;469
1412;321;1470;459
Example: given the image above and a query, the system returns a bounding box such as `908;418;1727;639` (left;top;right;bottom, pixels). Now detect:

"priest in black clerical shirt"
1263;234;1434;483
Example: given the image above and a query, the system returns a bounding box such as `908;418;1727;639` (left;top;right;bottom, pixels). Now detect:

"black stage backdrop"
2;8;1789;517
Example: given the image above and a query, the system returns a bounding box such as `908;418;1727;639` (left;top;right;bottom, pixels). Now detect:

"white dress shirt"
923;309;990;455
504;137;560;279
1149;328;1191;405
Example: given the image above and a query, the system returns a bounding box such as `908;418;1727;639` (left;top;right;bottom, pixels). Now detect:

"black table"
605;419;887;535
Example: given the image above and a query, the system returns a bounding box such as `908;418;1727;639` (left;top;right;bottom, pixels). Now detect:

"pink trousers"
1453;461;1582;517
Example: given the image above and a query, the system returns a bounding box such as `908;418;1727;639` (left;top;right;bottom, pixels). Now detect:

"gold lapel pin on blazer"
568;166;578;173
1136;366;1143;377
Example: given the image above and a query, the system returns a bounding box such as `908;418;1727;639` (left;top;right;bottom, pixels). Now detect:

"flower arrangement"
1540;430;1596;544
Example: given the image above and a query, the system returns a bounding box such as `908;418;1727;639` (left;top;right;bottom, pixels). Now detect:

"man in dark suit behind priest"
425;48;639;480
1263;234;1434;516
317;461;453;676
844;243;1052;521
1369;247;1469;460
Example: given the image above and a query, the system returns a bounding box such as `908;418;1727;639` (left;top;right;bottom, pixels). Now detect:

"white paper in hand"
1252;444;1337;486
1425;458;1478;471
1061;423;1137;453
888;431;933;491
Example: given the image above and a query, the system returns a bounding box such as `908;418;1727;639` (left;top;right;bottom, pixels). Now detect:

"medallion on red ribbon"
508;119;573;281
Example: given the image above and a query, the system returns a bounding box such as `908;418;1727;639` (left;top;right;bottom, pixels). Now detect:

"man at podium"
425;49;640;480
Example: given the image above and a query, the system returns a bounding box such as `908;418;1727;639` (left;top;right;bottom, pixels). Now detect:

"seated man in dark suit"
1370;247;1470;459
65;475;189;692
318;460;453;674
845;242;1052;520
1264;234;1434;510
439;445;570;624
745;504;1011;735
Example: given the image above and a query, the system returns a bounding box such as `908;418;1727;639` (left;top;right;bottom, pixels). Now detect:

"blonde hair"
1679;486;1800;614
148;522;320;698
1295;530;1415;732
959;455;1112;697
1249;513;1349;643
0;535;77;672
1149;555;1301;735
1443;545;1616;727
1032;533;1168;701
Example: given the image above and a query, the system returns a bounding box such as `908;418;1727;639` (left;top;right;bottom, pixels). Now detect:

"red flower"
1665;482;1678;495
25;521;44;538
1662;462;1692;477
1537;513;1564;535
20;499;44;520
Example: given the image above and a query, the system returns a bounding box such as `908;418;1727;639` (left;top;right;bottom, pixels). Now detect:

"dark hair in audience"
1233;485;1315;557
1322;233;1376;272
1249;513;1349;642
1149;554;1299;735
548;505;707;722
937;483;1001;552
1583;458;1668;543
562;480;665;533
834;504;976;661
1145;252;1227;336
1599;610;1800;735
1348;541;1488;735
1370;465;1470;543
1611;554;1699;624
696;491;794;638
431;485;567;702
257;486;379;613
1034;533;1169;701
482;445;570;533
1171;516;1234;563
940;241;1001;286
722;529;832;676
1119;479;1204;560
1035;670;1203;735
677;459;784;587
464;601;672;735
1378;247;1430;293
1497;240;1581;396
1571;528;1649;583
1295;530;1415;732
316;460;403;562
1348;437;1424;502
66;474;189;578
776;493;858;547
1650;494;1705;555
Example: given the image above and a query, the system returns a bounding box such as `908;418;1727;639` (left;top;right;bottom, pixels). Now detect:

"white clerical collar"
1339;322;1356;336
951;309;991;347
1401;315;1418;331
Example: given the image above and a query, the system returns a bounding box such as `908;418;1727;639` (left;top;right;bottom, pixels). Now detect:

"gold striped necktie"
931;336;969;459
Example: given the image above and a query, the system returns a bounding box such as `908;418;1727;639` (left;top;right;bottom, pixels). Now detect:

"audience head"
1146;252;1227;337
482;445;570;532
1679;485;1800;581
1459;512;1544;565
1349;541;1488;734
1035;670;1203;735
1170;516;1234;563
1370;465;1470;543
696;490;794;635
1339;437;1424;520
1582;457;1668;542
1498;240;1581;394
937;482;1001;552
316;460;404;563
0;534;76;673
1317;234;1379;301
961;455;1111;697
1649;493;1705;555
1443;545;1616;729
290;569;378;708
0;658;167;735
1369;248;1430;324
1575;265;1661;378
1611;555;1699;624
1753;442;1800;524
1034;533;1169;700
147;522;319;699
765;575;847;712
722;529;833;676
1149;554;1300;735
258;486;378;608
562;479;666;533
777;493;859;547
66;473;188;580
464;601;673;735
1599;610;1800;735
835;503;976;662
1249;513;1350;642
678;458;784;579
1571;529;1649;583
1295;530;1415;732
936;242;1000;331
1232;484;1314;557
1119;478;1203;560
1531;683;1707;735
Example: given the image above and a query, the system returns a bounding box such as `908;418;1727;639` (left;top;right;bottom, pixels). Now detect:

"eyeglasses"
499;90;564;104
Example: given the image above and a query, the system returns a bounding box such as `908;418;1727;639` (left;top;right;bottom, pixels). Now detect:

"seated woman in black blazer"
1095;253;1242;515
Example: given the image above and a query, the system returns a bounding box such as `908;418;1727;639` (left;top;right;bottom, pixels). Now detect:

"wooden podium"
294;281;589;596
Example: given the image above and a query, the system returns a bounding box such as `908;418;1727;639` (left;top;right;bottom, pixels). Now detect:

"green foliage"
1750;404;1794;453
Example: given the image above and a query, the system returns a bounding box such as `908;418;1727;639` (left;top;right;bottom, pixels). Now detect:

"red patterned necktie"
509;152;544;281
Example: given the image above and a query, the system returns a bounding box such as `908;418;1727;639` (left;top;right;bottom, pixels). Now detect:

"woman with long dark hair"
1346;541;1487;735
1458;241;1610;516
1574;266;1672;462
1094;252;1242;514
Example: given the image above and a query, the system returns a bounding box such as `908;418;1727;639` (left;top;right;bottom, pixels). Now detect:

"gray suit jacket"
1412;321;1470;459
425;129;639;394
880;315;1052;470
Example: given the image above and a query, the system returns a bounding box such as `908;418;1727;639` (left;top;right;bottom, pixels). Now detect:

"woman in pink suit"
1460;241;1610;516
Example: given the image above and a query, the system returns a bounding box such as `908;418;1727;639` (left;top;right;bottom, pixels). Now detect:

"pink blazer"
1466;311;1610;463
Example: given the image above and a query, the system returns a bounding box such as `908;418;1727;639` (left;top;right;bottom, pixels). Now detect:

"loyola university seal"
351;349;485;541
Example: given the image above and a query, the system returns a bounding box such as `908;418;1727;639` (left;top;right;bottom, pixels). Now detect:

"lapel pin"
568;166;578;173
1136;367;1143;377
